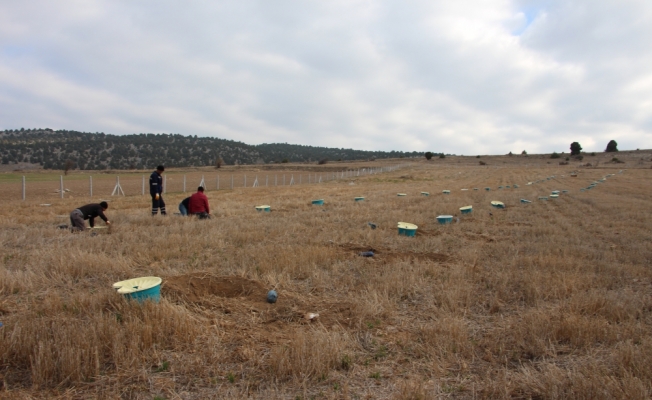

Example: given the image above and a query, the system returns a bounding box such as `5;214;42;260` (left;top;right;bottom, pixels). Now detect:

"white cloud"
0;0;651;153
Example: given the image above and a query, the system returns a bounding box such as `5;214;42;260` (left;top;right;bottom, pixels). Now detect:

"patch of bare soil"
163;272;359;329
338;243;449;263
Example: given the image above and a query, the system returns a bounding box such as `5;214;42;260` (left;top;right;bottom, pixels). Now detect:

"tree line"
0;129;421;170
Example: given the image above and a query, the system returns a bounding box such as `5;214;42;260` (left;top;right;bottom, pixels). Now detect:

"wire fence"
8;164;408;202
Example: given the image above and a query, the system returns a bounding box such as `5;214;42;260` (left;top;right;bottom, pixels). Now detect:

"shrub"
318;159;328;165
439;154;445;159
605;140;618;152
570;142;582;156
551;152;561;159
281;159;289;163
479;161;486;165
476;155;480;158
425;152;433;160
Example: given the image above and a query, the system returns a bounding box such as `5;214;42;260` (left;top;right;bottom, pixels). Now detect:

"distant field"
0;158;651;398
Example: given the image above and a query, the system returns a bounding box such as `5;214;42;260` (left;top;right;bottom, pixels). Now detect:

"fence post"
275;175;277;186
60;175;64;199
283;174;285;185
244;175;246;187
142;175;145;195
22;176;25;201
183;175;186;192
231;175;234;190
266;175;268;186
217;175;219;190
90;176;93;197
164;175;167;194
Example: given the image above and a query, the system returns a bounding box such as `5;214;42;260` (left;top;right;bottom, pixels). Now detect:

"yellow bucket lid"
420;192;429;195
113;276;162;294
255;205;270;209
397;222;417;230
397;193;407;196
442;190;450;193
460;205;472;210
491;201;504;207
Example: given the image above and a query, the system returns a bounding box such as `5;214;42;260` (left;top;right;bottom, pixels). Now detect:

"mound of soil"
164;273;267;304
338;243;449;263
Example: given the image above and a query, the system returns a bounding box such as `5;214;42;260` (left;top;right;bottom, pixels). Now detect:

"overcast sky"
1;1;651;154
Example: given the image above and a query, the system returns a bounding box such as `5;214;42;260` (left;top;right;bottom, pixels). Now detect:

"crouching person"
70;201;111;231
179;197;190;216
188;186;211;219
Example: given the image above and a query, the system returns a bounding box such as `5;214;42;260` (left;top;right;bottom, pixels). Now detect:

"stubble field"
1;157;651;399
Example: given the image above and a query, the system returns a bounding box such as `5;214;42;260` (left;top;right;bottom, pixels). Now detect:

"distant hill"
0;129;421;170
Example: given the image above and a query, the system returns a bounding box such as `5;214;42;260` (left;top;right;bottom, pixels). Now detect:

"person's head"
156;165;165;173
197;186;204;192
100;201;108;211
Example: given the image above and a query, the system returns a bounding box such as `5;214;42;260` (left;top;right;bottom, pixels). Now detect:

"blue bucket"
398;222;417;237
473;188;479;191
421;192;429;196
498;186;503;189
354;197;365;202
437;215;454;224
520;199;531;203
485;187;491;191
312;199;324;205
255;205;271;212
491;201;505;209
459;206;472;214
113;277;162;303
442;190;450;194
506;185;510;188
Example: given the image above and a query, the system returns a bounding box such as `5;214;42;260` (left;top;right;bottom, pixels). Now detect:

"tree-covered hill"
0;129;420;170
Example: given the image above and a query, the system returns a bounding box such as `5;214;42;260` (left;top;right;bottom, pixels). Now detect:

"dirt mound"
164;273;267;304
338;243;449;263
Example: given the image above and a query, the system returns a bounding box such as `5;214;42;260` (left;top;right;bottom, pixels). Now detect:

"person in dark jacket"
149;165;166;215
70;202;110;231
179;197;191;216
188;186;211;219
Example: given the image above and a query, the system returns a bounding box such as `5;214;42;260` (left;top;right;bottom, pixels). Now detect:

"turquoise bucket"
397;193;407;197
491;201;505;209
551;190;560;195
513;184;519;188
459;206;472;214
473;188;479;191
442;190;450;194
498;186;503;189
520;199;531;203
506;185;510;188
421;192;429;196
485;187;491;191
354;197;365;202
113;277;162;303
255;205;271;212
398;222;417;237
312;199;324;205
437;215;454;224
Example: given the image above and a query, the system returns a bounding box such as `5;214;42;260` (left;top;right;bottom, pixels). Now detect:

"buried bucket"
255;205;271;212
437;215;454;224
312;199;324;205
520;199;532;204
491;201;505;209
354;197;365;202
421;192;430;196
397;193;407;197
442;190;451;194
459;205;473;214
397;222;417;237
113;276;162;303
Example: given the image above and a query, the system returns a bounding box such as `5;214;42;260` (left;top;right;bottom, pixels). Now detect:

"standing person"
188;186;211;219
179;197;190;216
70;201;110;231
149;165;167;216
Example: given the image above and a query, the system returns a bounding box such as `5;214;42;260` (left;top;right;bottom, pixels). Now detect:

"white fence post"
22;176;25;201
244;175;246;187
183;175;186;192
217;175;219;190
60;176;64;199
90;176;93;197
231;175;234;190
142;175;145;195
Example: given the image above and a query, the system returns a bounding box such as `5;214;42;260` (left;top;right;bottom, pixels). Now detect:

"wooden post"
244;175;247;187
142;175;145;195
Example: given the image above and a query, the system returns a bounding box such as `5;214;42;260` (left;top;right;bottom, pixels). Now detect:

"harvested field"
0;158;651;399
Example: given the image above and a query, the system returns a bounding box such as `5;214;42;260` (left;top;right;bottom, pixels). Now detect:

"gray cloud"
1;0;650;154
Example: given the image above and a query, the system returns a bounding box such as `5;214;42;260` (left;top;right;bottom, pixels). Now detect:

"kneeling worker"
178;196;191;216
188;186;210;219
70;201;111;231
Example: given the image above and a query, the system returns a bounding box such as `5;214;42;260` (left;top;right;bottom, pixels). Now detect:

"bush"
591;152;596;156
318;159;328;165
479;161;486;165
439;154;445;159
281;159;289;163
425;152;433;160
476;155;480;158
521;150;527;155
551;152;560;159
605;140;618;152
570;142;582;156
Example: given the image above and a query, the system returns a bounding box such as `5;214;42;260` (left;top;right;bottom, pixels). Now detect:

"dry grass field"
1;154;651;399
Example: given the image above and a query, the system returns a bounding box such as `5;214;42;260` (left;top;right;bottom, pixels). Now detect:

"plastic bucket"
421;192;430;196
491;201;505;209
113;277;162;303
485;187;491;191
398;222;417;237
550;194;559;198
442;190;450;194
459;206;472;214
397;193;407;197
255;205;271;212
520;199;531;203
312;199;324;205
437;215;454;224
473;188;479;191
354;197;365;202
538;196;548;200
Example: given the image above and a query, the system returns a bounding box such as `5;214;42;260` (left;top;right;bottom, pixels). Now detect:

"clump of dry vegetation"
0;160;651;399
